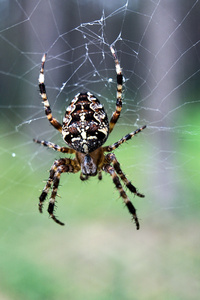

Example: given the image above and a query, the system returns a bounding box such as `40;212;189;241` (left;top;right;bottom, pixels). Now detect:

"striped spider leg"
103;125;146;229
109;46;123;134
34;140;78;225
39;54;63;132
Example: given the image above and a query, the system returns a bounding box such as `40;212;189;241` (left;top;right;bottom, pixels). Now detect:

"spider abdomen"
62;92;109;154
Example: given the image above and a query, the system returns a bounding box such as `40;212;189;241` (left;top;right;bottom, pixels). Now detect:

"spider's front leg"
109;46;123;134
103;163;140;230
39;54;63;132
103;125;146;153
39;158;80;225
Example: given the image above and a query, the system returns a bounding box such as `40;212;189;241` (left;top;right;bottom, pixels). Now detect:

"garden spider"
34;47;146;229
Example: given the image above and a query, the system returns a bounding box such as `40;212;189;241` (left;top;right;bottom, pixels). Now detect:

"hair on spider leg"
48;214;65;226
131;216;140;230
47;201;65;226
125;201;140;230
53;202;58;210
120;202;139;229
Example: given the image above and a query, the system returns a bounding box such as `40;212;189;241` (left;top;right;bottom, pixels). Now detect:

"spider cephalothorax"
34;47;146;229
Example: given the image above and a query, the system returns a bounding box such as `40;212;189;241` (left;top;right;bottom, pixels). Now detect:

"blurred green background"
0;1;200;299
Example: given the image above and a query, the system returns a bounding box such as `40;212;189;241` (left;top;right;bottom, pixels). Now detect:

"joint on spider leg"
45;106;52;116
106;152;115;162
126;182;145;198
125;201;140;230
116;98;122;109
134;125;147;136
110;46;122;75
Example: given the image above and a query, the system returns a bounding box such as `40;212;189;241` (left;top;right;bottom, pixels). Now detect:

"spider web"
0;0;200;299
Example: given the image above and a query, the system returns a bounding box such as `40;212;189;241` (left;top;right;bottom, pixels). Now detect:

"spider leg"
109;47;123;134
103;125;146;152
39;158;80;225
105;153;144;198
33;139;75;153
48;165;68;225
48;158;80;225
38;158;67;213
103;164;140;230
39;54;62;132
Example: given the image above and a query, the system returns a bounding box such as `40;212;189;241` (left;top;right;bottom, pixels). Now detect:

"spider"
34;46;146;230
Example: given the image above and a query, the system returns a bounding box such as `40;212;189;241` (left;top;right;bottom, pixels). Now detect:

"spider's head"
81;154;97;176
